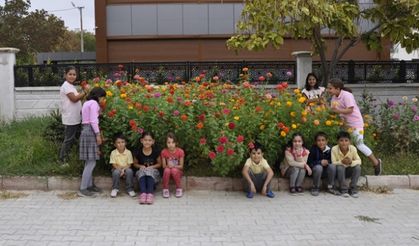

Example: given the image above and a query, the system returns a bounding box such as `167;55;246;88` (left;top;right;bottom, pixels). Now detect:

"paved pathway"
1;189;419;246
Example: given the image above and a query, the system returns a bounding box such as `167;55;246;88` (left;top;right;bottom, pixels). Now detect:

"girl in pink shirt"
161;132;185;198
78;87;106;197
327;78;382;175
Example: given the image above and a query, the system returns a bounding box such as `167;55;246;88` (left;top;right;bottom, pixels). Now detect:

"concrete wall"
13;84;419;120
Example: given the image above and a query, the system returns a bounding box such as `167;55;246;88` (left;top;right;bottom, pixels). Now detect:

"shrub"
86;69;375;176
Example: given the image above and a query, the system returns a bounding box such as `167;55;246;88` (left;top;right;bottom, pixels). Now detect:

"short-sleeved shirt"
331;90;364;129
109;148;133;169
244;158;271;174
302;87;325;99
133;147;161;167
331;145;362;167
60;81;82;125
161;148;185;167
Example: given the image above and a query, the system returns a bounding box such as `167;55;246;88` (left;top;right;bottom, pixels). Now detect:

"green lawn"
0;117;418;177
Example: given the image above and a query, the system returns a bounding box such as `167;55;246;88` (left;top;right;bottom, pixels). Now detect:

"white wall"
13;84;418;120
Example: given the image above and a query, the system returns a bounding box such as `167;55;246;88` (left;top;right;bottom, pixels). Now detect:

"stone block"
92;176;112;191
232;178;243;191
186;177;232;191
366;175;410;189
47;176;79;190
2;176;48;190
155;177;187;192
408;175;419;189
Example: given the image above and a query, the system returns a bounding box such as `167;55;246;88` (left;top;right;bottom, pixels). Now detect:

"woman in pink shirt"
78;87;106;197
327;78;382;175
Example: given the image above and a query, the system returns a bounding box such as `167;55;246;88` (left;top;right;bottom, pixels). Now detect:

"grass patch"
0;191;28;200
1;116;419;177
355;215;381;224
359;184;393;194
57;191;79;200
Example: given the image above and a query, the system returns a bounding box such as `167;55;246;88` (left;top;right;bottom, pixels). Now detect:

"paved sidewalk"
1;189;419;246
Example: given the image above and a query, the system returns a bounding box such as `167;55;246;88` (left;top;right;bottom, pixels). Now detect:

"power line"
46;8;76;13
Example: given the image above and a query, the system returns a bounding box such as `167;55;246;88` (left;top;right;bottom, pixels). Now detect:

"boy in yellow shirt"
331;131;362;198
242;142;275;198
110;134;136;198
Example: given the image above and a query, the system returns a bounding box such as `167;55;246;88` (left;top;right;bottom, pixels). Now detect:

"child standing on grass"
331;131;362;198
301;73;325;105
110;134;136;198
133;132;162;205
161;132;185;198
327;78;382;175
281;133;312;194
78;87;106;197
242;142;275;199
59;66;88;165
307;132;337;196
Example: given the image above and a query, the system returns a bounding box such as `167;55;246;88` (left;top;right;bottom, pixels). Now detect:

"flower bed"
91;70;375;176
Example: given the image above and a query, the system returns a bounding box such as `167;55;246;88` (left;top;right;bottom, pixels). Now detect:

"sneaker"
146;193;154;204
162;189;170;198
289;187;297;195
296;186;304;193
349;190;359;198
341;192;350;198
110;189;118;198
246;191;254;198
87;185;102;193
77;189;96;197
138;193;147;204
266;190;275;198
311;188;320;196
374;159;383;176
128;190;136;197
175;188;183;198
327;186;339;195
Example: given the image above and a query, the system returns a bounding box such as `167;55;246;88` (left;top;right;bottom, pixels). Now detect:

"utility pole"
71;2;85;52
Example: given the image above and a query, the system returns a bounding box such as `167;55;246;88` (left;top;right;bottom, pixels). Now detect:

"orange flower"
180;114;188;121
184;100;192;107
313;119;320;126
196;122;204;129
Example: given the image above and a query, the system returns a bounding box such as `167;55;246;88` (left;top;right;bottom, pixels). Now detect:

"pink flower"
414;115;419;121
92;77;100;83
199;137;207;145
236;135;244;143
173;110;180;116
216;145;225;153
208;151;216;160
154;92;161;98
213;76;219;81
228;122;235;130
258;76;265;81
266;72;272;78
223;108;231;115
219;136;228;144
392;113;400;120
248;141;255;149
227;149;235;156
286;71;293;77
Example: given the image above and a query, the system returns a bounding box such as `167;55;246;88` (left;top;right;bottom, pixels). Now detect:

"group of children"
60;67;382;202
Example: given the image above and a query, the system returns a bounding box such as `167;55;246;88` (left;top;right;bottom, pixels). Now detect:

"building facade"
95;0;390;63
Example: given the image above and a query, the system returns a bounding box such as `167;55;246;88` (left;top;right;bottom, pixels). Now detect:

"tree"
0;0;66;64
54;30;96;52
227;0;419;84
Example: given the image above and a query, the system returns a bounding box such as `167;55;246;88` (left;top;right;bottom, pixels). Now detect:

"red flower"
236;135;244;143
219;136;228;144
277;122;285;129
248;141;255;149
199;137;207;145
255;106;263;112
228;122;235;130
227;149;235;156
276;84;284;91
198;113;206;121
282;82;288;88
142;105;150;112
216;145;225;153
223;108;231;115
208;151;216;160
180;114;188;121
259;76;265;81
158;111;165;117
196;122;204;129
184;100;192;107
129;119;136;127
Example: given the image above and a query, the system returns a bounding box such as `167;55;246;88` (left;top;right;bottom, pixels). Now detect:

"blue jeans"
139;176;155;193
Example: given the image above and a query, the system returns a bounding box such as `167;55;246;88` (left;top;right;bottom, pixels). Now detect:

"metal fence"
14;60;419;87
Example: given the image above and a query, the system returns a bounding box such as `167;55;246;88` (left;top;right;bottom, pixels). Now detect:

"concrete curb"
1;175;417;191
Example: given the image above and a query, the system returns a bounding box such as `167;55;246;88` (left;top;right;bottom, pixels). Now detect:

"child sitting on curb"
109;134;136;198
331;131;362;198
242;142;275;199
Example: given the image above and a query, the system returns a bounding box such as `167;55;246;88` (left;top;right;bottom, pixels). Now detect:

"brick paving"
1;189;419;245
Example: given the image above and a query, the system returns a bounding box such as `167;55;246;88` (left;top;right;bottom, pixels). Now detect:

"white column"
291;51;312;88
0;48;19;122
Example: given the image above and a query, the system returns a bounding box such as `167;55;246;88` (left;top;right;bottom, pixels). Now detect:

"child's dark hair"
113;133;126;143
141;131;155;140
65;66;76;74
166;132;177;143
337;131;351;140
286;132;305;149
328;78;352;93
86;87;106;103
314;131;328;141
249;141;263;152
304;73;320;90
